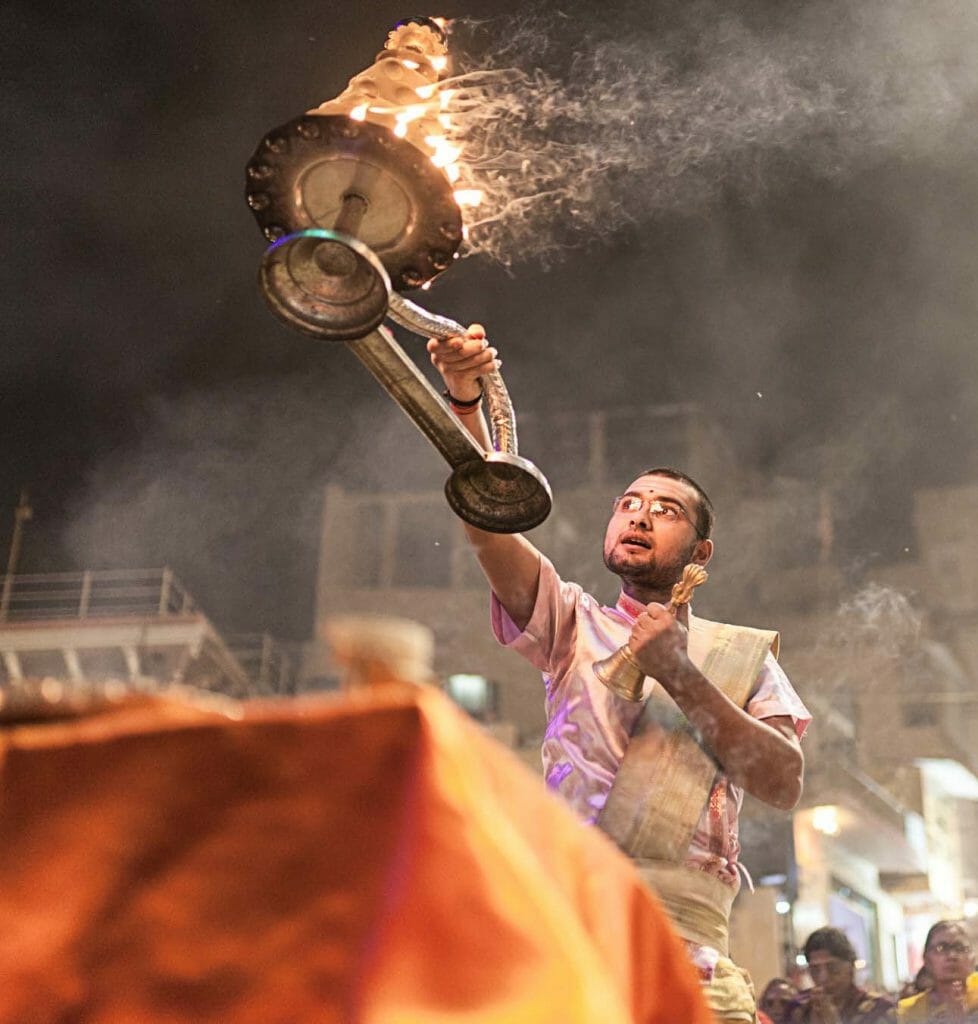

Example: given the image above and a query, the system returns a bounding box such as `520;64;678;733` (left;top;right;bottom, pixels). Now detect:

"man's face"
602;473;710;590
806;950;854;1000
759;981;796;1021
923;924;974;985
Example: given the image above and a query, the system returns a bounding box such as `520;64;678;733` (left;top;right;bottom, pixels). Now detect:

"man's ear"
693;538;713;566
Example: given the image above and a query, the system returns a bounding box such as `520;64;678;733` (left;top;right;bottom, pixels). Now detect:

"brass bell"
593;643;646;702
592;563;709;703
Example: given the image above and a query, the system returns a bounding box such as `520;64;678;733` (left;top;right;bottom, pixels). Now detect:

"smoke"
444;0;978;265
836;581;922;659
61;368;369;639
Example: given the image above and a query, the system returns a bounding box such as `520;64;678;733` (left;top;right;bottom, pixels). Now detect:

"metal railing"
0;568;196;622
225;632;298;695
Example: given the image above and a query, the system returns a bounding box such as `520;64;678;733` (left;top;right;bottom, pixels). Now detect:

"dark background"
4;0;977;640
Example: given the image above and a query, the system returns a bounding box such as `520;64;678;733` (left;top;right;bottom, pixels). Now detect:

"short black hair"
640;467;715;540
804;926;858;964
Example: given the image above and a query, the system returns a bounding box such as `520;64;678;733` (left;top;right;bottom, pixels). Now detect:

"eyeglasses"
929;942;972;956
611;495;703;537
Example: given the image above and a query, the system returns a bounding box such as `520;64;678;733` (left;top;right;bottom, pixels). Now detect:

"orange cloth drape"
0;684;714;1024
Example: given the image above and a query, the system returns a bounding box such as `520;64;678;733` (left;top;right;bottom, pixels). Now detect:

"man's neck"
621;581;672;606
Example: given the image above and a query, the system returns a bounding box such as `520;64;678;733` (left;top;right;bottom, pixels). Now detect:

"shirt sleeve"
746;652;812;739
490;554;582;675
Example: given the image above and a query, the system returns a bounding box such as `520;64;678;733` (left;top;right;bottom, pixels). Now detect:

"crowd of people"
757;922;978;1023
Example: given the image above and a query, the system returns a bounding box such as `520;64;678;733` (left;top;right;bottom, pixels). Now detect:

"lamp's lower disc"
260;229;390;341
445;452;553;534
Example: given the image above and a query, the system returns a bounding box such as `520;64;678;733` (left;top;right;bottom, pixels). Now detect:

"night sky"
5;0;977;641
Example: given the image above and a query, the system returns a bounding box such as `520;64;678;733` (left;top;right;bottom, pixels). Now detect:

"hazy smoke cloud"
836;581;923;658
446;0;978;264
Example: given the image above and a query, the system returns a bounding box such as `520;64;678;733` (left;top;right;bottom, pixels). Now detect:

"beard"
603;539;699;593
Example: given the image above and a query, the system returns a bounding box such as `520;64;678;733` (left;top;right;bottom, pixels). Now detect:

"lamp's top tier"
246;18;464;292
310;19;450;160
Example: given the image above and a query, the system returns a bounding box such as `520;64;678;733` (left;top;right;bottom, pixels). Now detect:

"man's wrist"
443;377;482;402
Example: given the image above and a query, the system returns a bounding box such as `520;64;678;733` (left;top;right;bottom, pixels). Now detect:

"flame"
427;138;462;167
311;18;476;240
453;189;484;207
397;104;428;124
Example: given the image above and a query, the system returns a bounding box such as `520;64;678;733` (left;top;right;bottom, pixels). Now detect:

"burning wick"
305;17;480;222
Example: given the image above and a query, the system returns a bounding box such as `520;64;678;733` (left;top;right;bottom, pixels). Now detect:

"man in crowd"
428;325;811;1022
786;927;895;1023
898;920;978;1021
760;978;801;1023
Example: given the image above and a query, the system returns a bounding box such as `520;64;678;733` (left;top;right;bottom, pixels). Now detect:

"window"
902;702;938;727
446;673;497;720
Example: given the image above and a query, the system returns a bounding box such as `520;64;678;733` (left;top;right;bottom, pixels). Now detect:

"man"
786;927;895;1023
898;920;978;1021
428;325;810;1022
761;978;801;1023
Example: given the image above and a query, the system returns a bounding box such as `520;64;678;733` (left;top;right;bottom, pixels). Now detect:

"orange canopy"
0;684;714;1024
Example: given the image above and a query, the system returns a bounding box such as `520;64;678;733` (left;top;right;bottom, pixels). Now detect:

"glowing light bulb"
350;104;368;121
431;55;448;72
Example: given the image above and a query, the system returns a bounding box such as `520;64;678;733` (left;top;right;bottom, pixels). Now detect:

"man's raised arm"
427;324;542;631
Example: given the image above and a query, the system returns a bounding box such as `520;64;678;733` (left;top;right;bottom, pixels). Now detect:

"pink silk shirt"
492;555;811;890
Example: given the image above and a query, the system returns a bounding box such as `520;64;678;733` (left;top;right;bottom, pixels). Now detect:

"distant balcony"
0;569;294;697
0;568;195;622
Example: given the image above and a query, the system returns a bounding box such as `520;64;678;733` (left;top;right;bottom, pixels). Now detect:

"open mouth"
619;533;651;550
